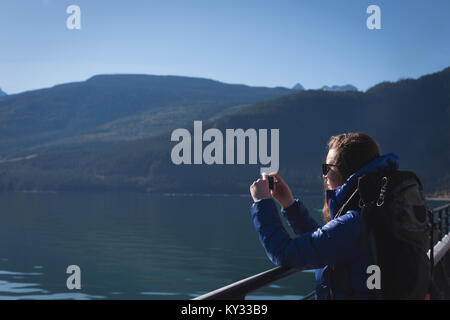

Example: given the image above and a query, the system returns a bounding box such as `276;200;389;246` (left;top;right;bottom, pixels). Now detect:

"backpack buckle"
376;176;388;207
359;198;371;208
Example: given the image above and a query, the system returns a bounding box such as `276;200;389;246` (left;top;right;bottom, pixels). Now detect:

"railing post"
439;209;443;240
446;207;449;235
429;209;434;278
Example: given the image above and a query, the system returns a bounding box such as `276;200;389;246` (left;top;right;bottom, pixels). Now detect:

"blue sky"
1;0;449;94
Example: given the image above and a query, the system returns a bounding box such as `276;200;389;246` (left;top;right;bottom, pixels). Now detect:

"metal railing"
194;202;450;300
428;203;450;277
192;265;304;300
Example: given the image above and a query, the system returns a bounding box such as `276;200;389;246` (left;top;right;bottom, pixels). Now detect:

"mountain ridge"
0;66;448;194
0;74;294;157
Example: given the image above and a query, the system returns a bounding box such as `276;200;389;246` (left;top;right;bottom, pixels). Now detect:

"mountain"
0;67;448;194
292;83;305;91
0;88;6;96
0;74;293;157
321;84;358;92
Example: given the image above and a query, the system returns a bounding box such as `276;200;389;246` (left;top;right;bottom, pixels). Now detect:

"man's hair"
327;132;381;182
322;132;381;223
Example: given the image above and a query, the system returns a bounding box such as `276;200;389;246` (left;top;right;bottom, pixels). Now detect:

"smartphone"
268;176;274;190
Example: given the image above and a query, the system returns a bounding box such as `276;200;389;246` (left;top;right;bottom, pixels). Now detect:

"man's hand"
250;173;271;202
268;173;295;209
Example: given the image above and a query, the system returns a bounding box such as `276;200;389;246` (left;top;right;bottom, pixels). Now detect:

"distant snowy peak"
321;84;358;92
0;88;7;96
291;83;358;92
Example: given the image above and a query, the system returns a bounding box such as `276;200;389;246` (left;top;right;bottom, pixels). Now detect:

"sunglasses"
322;163;338;175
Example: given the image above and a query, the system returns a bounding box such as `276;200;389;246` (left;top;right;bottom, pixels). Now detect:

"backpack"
335;170;431;299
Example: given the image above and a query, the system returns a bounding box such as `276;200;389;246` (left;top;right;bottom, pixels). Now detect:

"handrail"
428;203;450;277
431;203;450;213
193;202;450;300
428;233;450;266
193;266;302;300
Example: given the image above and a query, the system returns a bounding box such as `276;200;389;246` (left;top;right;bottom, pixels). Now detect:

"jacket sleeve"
281;199;319;235
250;198;361;270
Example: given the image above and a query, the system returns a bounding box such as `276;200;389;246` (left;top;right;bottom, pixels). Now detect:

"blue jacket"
250;153;399;299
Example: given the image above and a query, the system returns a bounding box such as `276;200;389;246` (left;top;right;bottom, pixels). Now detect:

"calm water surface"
0;192;444;300
0;192;326;300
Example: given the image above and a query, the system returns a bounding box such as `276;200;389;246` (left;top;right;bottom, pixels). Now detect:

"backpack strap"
335;187;360;219
357;172;390;251
330;265;356;299
330;187;360;299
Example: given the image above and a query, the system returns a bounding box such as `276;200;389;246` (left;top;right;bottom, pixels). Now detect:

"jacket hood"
326;153;399;219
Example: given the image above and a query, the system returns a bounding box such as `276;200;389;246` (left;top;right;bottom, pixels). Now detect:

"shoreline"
426;196;450;201
3;189;450;201
426;190;450;201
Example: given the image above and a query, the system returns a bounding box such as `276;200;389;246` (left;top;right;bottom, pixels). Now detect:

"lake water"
0;192;326;300
0;192;445;300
